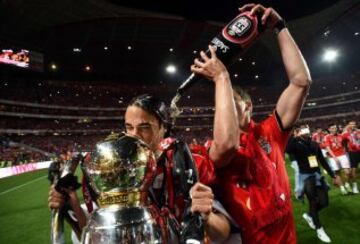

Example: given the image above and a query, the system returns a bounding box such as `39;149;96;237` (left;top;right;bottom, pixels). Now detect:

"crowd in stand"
1;117;359;170
0;72;359;167
0;147;47;167
0;135;103;167
1;71;359;107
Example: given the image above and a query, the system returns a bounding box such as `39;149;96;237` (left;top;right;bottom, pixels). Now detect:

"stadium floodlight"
166;64;176;74
322;49;338;62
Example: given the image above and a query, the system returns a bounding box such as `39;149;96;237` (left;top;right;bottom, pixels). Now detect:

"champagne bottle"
170;11;265;118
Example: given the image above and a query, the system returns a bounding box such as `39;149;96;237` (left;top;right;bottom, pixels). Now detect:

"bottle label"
210;37;230;53
222;13;258;46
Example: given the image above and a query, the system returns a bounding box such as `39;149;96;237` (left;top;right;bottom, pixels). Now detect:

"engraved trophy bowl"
81;134;165;243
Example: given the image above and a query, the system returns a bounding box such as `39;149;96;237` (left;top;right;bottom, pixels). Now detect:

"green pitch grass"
0;164;359;243
0;169;79;243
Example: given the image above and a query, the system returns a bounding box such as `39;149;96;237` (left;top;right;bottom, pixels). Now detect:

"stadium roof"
0;0;359;86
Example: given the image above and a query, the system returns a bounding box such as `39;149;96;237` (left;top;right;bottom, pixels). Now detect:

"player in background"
324;123;351;195
342;121;360;194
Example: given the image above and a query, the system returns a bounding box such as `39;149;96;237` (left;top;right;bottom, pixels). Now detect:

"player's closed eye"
137;124;152;131
125;124;152;133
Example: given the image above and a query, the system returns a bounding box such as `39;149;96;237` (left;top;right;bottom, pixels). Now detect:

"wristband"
274;19;287;34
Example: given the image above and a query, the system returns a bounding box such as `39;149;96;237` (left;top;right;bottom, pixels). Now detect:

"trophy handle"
172;141;204;243
50;154;83;244
50;207;65;244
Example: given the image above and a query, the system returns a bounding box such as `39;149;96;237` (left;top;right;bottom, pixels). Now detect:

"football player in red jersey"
312;127;328;158
324;123;351;195
191;3;311;243
342;121;360;194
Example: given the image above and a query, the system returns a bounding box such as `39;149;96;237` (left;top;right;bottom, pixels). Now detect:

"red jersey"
215;113;296;244
159;138;215;185
342;130;360;152
324;134;346;157
189;143;208;156
312;132;326;149
157;138;216;220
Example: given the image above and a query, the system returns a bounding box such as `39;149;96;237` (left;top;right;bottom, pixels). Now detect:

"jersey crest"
258;136;272;154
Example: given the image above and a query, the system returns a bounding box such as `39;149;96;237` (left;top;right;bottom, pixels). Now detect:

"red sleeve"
261;111;290;152
323;135;330;147
189;144;207;156
342;132;350;142
192;153;216;185
311;133;316;141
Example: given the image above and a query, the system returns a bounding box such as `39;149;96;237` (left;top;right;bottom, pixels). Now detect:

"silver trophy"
81;134;166;244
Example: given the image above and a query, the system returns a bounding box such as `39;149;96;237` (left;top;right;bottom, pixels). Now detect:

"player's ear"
245;100;252;113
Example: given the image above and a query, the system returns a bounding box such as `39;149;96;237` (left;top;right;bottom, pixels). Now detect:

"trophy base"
81;206;167;244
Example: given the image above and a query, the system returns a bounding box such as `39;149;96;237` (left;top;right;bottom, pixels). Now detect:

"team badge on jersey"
258;136;272;154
